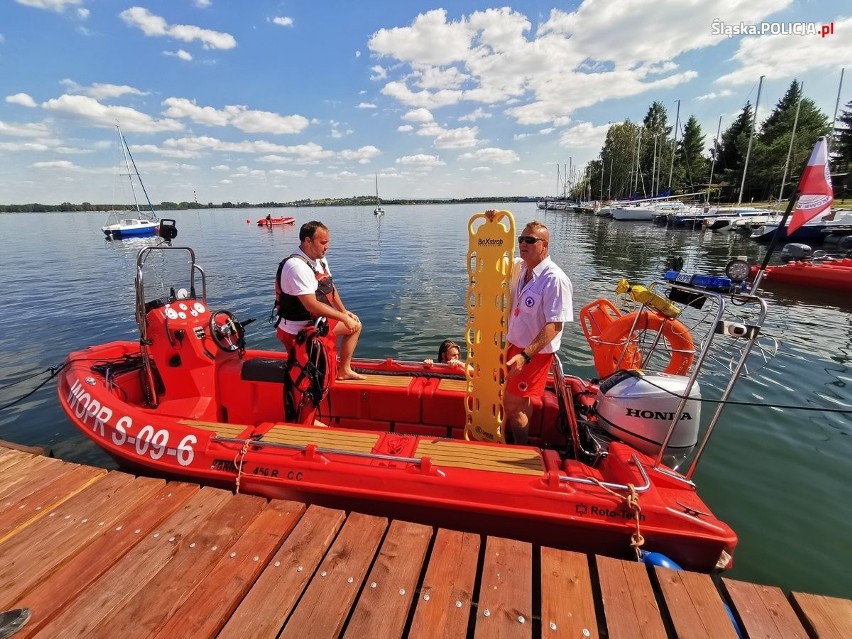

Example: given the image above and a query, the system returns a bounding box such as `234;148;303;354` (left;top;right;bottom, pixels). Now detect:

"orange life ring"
593;310;694;377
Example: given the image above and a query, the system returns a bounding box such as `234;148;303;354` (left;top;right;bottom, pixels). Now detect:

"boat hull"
58;334;736;572
752;259;852;292
257;217;295;226
102;221;159;238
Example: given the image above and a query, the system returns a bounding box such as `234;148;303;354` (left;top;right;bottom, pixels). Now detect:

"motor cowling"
594;370;700;457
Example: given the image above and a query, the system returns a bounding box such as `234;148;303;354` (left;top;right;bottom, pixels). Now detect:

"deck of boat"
0;445;849;638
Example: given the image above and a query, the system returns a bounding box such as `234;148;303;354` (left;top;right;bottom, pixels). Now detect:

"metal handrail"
558;453;651;493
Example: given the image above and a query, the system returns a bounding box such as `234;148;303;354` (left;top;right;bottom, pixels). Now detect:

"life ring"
592;310;694;377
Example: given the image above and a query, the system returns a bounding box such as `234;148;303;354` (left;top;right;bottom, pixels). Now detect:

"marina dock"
0;445;850;638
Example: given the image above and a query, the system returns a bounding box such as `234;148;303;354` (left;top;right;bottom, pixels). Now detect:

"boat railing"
645;277;768;479
134;245;207;407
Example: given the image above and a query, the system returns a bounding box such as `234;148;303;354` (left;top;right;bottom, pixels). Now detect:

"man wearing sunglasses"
505;221;573;444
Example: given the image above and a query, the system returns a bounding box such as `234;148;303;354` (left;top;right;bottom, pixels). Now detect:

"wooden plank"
90;492;270;638
153;499;306;638
414;439;544;475
15;479;199;637
655;567;738;638
218;504;346;638
279;511;388;638
30;485;231;638
791;591;852;638
473;536;532;639
261;423;380;452
596;555;666;639
540;547;598;638
722;578;808;639
409;528;480;639
0;472;159;608
343;519;433;639
0;463;106;542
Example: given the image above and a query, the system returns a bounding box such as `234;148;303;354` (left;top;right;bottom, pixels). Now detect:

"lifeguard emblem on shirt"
524;296;535;308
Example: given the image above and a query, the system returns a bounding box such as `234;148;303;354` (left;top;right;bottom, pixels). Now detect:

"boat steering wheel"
209;309;245;352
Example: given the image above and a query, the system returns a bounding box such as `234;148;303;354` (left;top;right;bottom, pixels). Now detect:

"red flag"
787;136;834;234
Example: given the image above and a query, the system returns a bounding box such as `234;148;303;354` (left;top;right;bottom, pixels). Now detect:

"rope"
589;478;645;560
233;438;251;494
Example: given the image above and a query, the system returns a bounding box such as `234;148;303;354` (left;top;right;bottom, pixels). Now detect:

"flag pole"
750;193;798;293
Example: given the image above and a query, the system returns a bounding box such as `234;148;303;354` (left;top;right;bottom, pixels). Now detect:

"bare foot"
338;369;366;380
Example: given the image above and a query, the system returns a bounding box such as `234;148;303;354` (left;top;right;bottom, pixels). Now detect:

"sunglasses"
518;235;544;244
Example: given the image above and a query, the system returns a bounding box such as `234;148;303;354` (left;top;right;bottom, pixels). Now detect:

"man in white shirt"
505;220;573;444
275;221;364;380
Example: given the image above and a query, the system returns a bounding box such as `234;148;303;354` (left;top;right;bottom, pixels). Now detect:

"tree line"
577;80;852;204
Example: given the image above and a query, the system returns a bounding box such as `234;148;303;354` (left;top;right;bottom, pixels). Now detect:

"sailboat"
101;124;160;239
373;174;385;215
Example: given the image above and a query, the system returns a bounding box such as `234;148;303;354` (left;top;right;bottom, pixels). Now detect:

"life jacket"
274;253;335;325
283;319;337;424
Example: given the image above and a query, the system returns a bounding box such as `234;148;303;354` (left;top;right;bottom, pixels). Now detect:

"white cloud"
120;7;237;50
397;124;414;132
32;160;77;169
402;108;434;123
15;0;82;12
370;65;387;81
42;94;184;133
695;90;733;101
557;121;610;149
60;79;148;100
357;102;377;109
161;97;310;134
6;93;38;108
459;108;491;122
165;49;193;61
0;120;50;137
272;16;293;27
396;154;445;167
458;147;519;164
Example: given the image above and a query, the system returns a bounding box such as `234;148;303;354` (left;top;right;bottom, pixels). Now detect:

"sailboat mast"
829;67;845;146
708;116;722;197
738;75;764;206
118;126;157;219
117;126;142;215
778;82;803;203
667;99;680;189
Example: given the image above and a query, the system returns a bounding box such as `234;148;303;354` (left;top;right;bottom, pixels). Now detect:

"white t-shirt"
277;248;331;335
507;256;573;353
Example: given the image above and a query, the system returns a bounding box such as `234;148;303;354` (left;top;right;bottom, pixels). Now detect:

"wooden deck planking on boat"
414;438;544;475
261;422;380;452
0;446;850;638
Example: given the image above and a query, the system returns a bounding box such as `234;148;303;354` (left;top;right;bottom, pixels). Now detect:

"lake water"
1;204;850;599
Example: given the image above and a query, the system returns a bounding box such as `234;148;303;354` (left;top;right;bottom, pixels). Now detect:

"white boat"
704;207;770;231
611;202;657;221
101;125;161;240
373;174;385;215
751;209;852;243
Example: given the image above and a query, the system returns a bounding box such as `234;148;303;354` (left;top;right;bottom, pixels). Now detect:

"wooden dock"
0;446;850;638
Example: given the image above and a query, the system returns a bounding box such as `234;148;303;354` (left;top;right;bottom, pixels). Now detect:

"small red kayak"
751;258;852;293
257;216;295;226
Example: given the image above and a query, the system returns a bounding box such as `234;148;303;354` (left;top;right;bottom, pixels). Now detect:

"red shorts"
505;344;553;397
277;318;340;350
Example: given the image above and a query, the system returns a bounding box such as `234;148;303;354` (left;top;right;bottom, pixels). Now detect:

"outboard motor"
780;243;812;262
158;219;178;241
594;370;701;457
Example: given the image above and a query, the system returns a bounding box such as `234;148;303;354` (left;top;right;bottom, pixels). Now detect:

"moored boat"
57;214;768;571
749;257;852;293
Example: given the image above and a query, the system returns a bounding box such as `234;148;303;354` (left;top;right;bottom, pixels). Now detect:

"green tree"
749;80;831;201
639;102;672;197
831;99;852;198
677;116;707;191
717;102;753;201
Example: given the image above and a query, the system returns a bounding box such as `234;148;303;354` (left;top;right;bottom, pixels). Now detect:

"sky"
0;0;849;205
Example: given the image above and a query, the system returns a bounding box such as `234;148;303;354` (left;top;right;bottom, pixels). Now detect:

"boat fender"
592;311;694;377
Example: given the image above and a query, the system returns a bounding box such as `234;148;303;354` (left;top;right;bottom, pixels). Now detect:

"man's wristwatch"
520;350;532;364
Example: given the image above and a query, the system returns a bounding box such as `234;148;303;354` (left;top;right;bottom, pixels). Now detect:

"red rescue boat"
257;216;295;226
57;240;768;572
750;258;852;293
